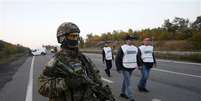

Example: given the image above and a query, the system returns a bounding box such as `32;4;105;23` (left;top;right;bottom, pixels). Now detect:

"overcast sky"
0;0;200;48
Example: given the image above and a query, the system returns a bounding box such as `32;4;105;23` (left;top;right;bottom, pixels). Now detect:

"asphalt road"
0;53;201;101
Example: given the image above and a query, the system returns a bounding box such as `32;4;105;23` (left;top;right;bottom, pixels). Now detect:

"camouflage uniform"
38;22;115;101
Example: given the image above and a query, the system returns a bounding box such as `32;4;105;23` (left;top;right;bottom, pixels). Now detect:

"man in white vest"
138;37;156;92
115;35;142;101
102;42;114;77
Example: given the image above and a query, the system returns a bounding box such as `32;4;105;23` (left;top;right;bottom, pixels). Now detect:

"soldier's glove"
38;75;68;98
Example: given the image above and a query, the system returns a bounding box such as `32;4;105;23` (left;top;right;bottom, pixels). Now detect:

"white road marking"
152;98;162;101
157;59;201;66
25;56;35;101
153;68;201;79
101;77;114;83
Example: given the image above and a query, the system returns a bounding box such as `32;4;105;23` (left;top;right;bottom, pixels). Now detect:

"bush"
189;31;201;50
0;40;29;61
155;40;194;51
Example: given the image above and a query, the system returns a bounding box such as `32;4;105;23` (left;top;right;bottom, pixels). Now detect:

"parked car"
31;48;47;56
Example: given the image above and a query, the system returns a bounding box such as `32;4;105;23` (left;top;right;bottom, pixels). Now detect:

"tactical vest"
139;45;154;63
56;56;93;90
103;47;113;60
121;44;138;69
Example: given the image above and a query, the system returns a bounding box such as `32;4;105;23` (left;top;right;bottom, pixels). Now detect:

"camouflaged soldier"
38;22;115;101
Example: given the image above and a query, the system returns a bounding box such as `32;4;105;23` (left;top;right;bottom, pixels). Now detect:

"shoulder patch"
46;58;57;68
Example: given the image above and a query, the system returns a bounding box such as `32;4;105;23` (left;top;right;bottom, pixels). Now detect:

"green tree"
128;28;133;34
191;16;201;31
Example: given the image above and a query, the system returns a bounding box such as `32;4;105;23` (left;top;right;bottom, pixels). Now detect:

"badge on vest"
126;50;137;54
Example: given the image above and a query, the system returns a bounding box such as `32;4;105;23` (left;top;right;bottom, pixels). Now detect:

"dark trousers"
105;60;112;76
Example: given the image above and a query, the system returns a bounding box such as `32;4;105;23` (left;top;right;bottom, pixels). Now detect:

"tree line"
82;16;201;50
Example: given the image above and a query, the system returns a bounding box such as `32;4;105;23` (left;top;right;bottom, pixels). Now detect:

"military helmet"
57;22;80;43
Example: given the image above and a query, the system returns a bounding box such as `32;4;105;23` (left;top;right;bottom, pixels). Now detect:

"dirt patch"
0;54;29;90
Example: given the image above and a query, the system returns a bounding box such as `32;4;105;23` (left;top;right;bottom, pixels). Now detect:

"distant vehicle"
31;48;47;56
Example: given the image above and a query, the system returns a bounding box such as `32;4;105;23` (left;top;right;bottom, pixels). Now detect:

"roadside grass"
80;49;102;54
0;53;26;65
154;40;195;51
0;40;30;65
84;40;200;52
80;49;201;63
155;53;201;63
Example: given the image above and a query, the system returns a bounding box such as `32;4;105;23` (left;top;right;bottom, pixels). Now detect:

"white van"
31;48;47;56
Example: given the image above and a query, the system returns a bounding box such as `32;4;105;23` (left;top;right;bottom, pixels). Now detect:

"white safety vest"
139;45;154;63
121;44;138;69
103;47;113;60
